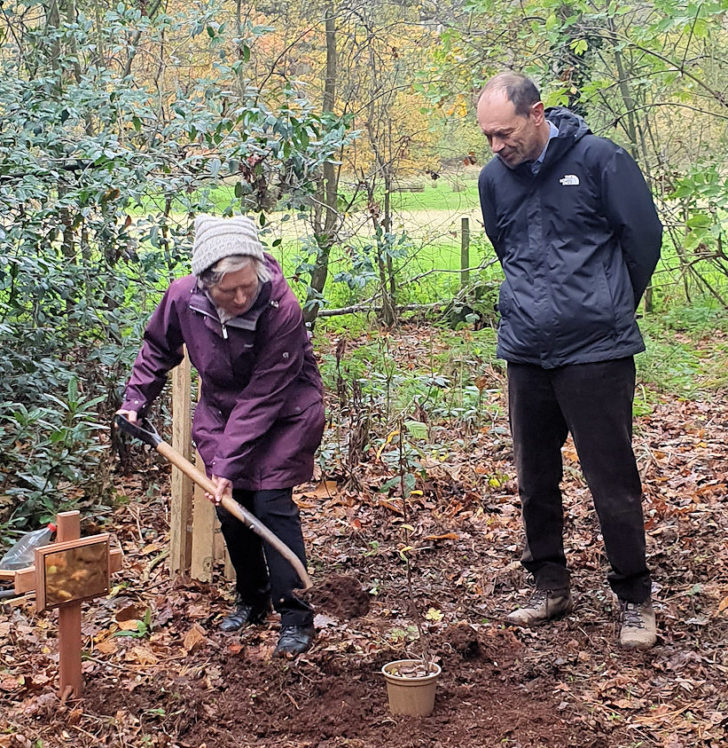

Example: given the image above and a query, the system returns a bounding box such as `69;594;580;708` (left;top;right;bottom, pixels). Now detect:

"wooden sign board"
34;534;110;613
6;512;122;700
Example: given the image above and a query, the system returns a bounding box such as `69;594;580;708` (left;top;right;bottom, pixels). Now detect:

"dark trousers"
508;357;651;603
215;488;313;627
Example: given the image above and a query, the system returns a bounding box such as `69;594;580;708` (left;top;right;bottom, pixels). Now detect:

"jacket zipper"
190;302;228;339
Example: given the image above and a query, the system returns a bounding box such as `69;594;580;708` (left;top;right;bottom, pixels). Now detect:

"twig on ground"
284;690;301;710
83;653;155;678
143;549;169;581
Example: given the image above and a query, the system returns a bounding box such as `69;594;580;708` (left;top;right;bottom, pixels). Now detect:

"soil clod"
446;622;482;660
307;573;371;619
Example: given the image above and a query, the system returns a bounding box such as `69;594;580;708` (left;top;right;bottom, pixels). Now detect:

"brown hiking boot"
506;588;573;627
619;600;656;649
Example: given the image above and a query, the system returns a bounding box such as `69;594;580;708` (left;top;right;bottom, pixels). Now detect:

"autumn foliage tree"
0;0;349;528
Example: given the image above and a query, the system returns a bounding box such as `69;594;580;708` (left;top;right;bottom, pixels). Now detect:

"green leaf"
404;420;428;440
686;213;713;229
67;378;78;404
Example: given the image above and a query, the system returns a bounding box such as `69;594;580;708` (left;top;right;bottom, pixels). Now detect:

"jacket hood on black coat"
504;107;591;181
543;107;590;158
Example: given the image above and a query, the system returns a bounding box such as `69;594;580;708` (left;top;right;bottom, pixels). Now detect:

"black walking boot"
274;625;316;656
219;598;270;632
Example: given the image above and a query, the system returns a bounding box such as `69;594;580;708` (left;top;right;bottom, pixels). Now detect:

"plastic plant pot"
381;659;442;717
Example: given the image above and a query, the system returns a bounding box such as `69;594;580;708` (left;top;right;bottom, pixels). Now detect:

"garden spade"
114;414;312;590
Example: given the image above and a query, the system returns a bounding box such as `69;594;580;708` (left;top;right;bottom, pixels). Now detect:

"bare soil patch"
307;573;371;620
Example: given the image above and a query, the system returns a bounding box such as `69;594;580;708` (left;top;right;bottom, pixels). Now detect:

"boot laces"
526;589;548;609
529;588;565;615
622;602;646;630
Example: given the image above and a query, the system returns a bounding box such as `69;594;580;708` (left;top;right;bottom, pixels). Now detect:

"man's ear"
530;101;545;125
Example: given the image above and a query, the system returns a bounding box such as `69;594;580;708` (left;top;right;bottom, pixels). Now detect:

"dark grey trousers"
508;357;652;603
216;488;313;627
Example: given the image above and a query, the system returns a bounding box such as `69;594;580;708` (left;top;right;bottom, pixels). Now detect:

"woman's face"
208;264;259;317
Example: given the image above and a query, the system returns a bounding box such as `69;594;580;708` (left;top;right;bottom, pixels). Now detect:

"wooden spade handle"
155;442;312;590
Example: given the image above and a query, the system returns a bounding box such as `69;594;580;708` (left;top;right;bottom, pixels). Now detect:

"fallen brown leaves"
1;326;727;747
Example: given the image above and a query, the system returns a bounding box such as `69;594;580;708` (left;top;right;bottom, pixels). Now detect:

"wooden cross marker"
11;511;122;700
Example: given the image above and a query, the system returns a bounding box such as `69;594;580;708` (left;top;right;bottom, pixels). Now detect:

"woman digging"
117;215;324;656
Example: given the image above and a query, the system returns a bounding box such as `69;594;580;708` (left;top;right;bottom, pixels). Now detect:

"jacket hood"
541;107;591;166
264;253;290;303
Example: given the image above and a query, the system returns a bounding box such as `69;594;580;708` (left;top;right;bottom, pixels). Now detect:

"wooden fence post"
461;216;470;288
644;284;654;314
190;448;216;582
170;350;235;584
169;350;193;575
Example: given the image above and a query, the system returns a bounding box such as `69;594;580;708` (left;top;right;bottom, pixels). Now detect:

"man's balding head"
477;72;549;168
478;73;541;117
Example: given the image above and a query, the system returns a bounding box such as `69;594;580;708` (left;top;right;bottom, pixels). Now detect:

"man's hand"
206;475;233;507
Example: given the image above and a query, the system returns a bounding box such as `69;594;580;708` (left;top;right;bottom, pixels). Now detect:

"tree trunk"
303;7;339;328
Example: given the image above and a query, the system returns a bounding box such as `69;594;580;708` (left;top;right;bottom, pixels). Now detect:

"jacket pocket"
597;262;618;335
566;261;618;342
599;258;637;337
497;279;513;319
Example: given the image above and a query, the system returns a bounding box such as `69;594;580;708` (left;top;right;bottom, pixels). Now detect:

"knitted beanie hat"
191;214;265;276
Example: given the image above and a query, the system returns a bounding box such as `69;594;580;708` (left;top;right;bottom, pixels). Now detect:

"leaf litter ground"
2;327;728;747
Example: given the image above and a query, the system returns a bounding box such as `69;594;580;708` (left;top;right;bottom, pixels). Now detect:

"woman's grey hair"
198;254;271;289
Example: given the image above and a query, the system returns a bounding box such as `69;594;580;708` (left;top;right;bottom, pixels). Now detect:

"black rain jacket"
478;107;662;369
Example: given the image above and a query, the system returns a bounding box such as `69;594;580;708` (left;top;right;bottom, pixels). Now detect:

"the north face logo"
559;174;580;186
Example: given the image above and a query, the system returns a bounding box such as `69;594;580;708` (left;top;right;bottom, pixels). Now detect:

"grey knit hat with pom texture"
191;214;264;276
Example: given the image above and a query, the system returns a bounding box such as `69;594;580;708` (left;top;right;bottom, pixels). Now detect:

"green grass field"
127;175;728;401
130;175;481;221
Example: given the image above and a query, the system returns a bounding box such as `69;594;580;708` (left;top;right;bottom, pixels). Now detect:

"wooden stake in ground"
170;350;193;575
170;356;234;583
54;512;85;700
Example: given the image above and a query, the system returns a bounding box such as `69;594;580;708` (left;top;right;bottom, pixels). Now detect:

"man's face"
477;91;545;168
208;263;259;317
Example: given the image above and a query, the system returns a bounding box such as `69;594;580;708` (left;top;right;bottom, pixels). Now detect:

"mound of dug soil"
307;573;371;619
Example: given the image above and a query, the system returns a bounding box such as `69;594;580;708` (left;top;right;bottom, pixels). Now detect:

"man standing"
477;72;662;648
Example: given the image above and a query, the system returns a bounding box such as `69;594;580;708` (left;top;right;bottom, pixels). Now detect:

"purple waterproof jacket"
121;254;325;490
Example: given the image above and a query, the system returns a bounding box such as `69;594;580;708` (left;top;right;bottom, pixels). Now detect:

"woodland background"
1;2;728;745
1;0;728;528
